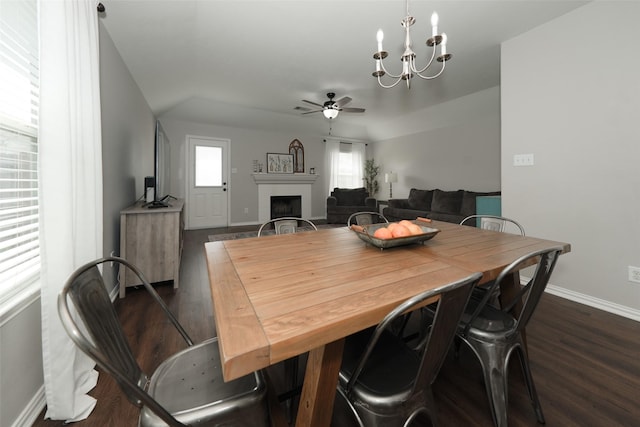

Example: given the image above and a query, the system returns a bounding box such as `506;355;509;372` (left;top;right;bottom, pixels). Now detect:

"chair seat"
461;298;517;336
141;338;268;427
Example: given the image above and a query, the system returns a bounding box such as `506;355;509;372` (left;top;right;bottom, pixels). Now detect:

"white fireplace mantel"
252;173;319;184
253;174;319;222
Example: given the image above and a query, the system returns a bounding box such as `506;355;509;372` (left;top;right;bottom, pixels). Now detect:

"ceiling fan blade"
302;99;324;108
334;96;352;108
340;107;366;113
301;110;322;115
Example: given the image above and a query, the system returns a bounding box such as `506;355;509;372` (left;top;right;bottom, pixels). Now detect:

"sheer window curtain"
324;140;366;194
350;142;365;186
324;139;340;193
39;0;103;422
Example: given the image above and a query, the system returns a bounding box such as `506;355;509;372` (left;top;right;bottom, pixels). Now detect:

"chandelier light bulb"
441;32;447;55
431;12;439;36
376;29;384;52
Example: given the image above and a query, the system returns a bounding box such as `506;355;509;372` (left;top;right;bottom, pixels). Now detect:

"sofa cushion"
431;190;464;214
331;187;368;206
388;199;410;209
407;188;434;210
383;207;430;222
429;212;468;224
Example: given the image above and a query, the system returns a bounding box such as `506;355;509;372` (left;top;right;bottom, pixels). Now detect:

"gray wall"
501;1;640;317
370;87;501;198
0;296;43;427
159;117;330;224
100;20;155;288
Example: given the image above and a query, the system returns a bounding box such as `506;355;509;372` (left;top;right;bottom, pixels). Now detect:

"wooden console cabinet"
119;199;184;298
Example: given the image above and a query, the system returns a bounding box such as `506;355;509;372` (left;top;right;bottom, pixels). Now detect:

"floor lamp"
385;172;398;199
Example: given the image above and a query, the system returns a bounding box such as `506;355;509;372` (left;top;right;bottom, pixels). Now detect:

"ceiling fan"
299;92;365;119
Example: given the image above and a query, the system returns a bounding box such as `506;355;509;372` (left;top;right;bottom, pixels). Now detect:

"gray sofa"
383;188;500;224
326;187;377;224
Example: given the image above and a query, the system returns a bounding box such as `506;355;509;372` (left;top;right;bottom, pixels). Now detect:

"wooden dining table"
204;220;570;426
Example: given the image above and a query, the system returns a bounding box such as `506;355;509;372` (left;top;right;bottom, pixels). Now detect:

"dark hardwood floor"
32;227;640;426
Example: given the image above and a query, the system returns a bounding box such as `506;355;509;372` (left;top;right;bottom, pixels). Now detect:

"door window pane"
195;145;221;186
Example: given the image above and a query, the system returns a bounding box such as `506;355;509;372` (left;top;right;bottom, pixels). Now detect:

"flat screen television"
147;120;171;208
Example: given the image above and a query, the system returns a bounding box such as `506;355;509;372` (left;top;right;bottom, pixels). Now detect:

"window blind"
0;0;40;307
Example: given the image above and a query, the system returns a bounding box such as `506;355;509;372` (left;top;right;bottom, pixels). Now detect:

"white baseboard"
11;385;45;427
545;284;640;322
228;220;258;227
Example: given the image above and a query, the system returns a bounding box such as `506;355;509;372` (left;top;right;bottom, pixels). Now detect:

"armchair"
326;187;377;224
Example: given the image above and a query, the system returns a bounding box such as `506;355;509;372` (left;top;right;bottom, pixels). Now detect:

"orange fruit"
391;224;411;238
399;220;414;229
407;224;423;235
373;227;392;239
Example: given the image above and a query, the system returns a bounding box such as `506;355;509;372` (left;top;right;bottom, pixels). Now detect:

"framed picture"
267;153;294;174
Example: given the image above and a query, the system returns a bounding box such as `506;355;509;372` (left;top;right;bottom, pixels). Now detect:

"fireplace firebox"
271;195;302;219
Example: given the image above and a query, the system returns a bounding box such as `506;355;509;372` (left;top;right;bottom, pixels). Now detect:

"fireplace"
253;173;318;223
271;195;302;219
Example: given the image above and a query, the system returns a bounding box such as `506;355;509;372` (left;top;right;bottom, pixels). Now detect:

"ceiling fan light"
323;108;339;119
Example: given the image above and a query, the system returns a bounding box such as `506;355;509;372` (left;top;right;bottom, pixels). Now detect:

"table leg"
295;338;345;427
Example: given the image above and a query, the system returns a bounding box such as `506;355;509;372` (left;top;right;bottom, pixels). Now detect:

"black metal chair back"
346;211;389;227
257;217;317;236
336;272;482;426
457;246;564;427
460;214;525;235
58;257;268;427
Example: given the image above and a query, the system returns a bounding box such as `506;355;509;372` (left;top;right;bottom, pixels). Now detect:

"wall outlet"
628;266;640;283
244;207;249;214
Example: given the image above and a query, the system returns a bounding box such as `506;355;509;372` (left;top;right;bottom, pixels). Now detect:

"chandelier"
372;0;452;89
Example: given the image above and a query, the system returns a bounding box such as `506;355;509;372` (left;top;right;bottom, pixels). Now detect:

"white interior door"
186;136;229;229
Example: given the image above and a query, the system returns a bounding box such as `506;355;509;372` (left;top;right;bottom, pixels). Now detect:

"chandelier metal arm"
413;54;447;80
412;47;437;75
376;74;405;89
377;57;403;79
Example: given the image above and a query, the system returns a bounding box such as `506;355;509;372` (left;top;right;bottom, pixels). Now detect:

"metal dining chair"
58;257;270;427
456;246;564;427
332;272;482;427
257;216;317;236
461;215;526;307
346;211;389;227
460;214;526;236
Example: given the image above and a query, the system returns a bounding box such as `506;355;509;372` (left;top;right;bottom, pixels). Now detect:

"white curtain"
324;139;340;194
39;0;103;422
324;140;366;194
350;142;365;186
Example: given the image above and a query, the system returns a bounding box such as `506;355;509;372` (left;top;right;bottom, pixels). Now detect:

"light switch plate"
513;154;534;166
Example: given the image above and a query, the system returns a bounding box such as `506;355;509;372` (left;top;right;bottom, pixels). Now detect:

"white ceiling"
100;0;589;140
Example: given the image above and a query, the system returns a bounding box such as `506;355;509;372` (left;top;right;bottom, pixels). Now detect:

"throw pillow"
407;188;434;210
431;189;464;214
